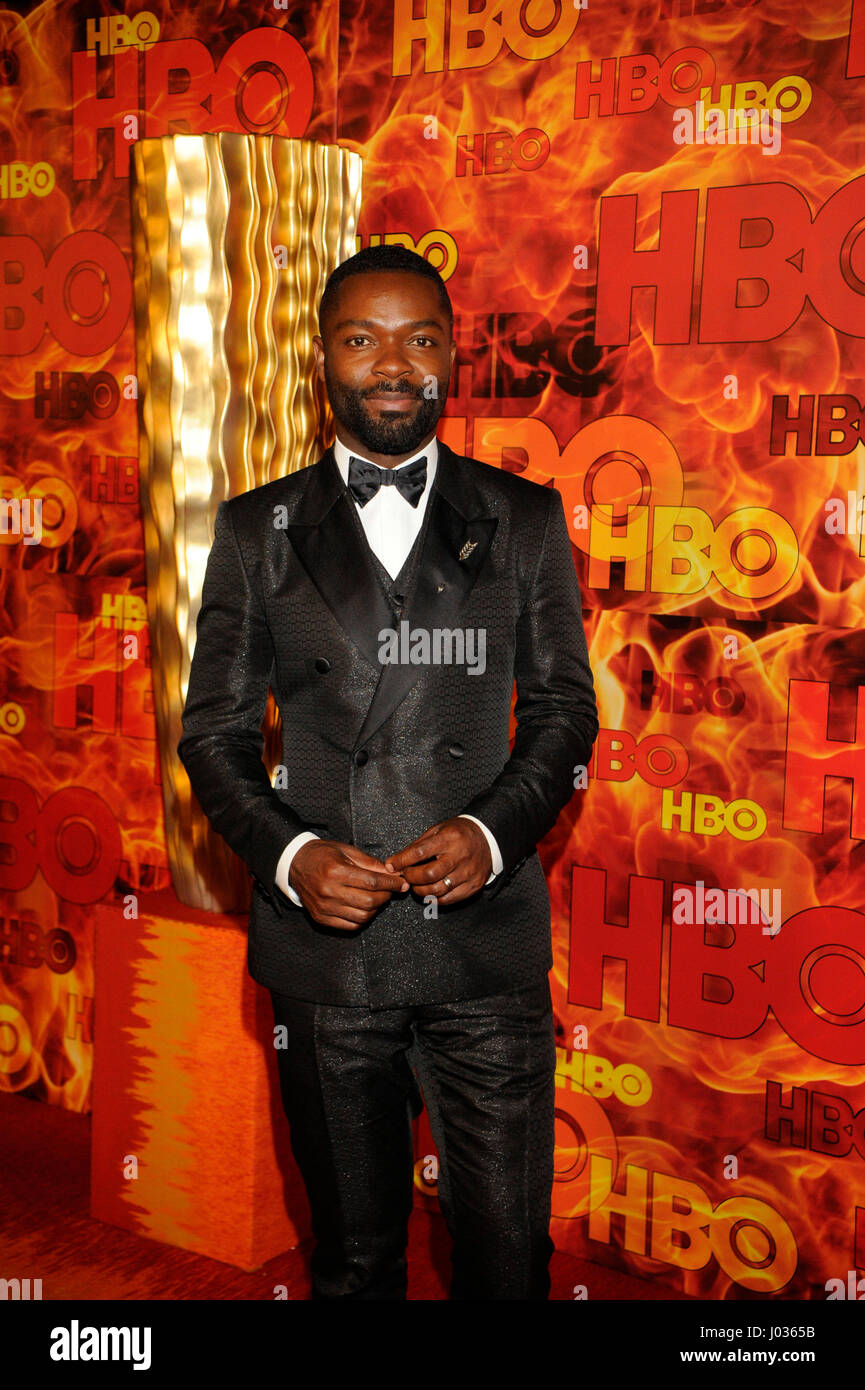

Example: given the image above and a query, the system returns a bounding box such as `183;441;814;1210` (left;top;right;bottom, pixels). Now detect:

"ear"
312;334;325;382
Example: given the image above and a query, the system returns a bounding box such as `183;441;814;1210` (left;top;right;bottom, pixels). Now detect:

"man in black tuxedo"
178;244;598;1300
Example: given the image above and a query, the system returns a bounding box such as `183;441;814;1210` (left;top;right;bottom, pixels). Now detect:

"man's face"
313;270;456;465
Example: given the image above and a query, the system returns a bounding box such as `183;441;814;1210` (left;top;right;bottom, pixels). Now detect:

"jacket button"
448;742;464;759
354;749;369;767
314;658;330;674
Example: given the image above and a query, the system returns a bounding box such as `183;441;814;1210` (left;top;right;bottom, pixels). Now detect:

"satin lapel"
355;445;498;749
282;450;392;670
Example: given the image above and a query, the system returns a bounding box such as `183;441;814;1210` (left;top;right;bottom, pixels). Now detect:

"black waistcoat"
342;477;435;630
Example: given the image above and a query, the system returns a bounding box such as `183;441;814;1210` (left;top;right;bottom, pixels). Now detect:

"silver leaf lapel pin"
458;538;478;562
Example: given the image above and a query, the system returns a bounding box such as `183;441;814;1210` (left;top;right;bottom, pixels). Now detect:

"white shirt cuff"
457;814;503;884
275;831;320;906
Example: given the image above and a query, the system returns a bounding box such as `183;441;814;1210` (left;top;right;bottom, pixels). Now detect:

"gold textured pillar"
131;134;362;911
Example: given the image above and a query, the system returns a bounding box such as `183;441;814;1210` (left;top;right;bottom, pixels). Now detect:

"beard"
324;368;450;457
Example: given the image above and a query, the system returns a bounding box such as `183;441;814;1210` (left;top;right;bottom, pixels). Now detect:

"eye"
411;336;434;347
346;335;370;347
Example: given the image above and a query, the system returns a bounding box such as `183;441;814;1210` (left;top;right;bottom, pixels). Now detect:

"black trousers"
269;975;556;1300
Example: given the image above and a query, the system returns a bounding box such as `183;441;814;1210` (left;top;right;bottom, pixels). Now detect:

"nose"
371;339;414;382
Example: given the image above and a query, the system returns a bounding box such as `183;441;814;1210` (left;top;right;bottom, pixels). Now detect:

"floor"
0;1089;692;1301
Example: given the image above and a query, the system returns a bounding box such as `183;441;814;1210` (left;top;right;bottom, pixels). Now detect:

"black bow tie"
347;454;427;508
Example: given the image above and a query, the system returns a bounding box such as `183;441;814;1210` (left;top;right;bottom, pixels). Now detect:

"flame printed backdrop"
1;0;864;1298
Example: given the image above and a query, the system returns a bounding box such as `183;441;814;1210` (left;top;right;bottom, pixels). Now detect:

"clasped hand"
289;818;492;931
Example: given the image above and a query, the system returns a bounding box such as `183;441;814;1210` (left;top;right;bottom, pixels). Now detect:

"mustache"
362;382;424;399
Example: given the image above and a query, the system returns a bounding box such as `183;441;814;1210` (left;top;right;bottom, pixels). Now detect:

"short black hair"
318;244;453;335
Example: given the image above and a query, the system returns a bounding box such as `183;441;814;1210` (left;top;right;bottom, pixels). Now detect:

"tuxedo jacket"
177;441;598;1008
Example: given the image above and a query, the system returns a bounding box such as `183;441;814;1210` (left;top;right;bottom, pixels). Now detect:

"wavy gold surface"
131;134;362;911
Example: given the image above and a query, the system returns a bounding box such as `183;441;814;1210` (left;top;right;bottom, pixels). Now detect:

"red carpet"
0;1090;691;1301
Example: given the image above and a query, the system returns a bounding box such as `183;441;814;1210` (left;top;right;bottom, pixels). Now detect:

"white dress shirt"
274;433;503;904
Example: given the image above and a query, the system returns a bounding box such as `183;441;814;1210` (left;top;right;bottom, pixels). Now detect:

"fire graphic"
0;0;339;1109
1;0;864;1297
338;0;865;1295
